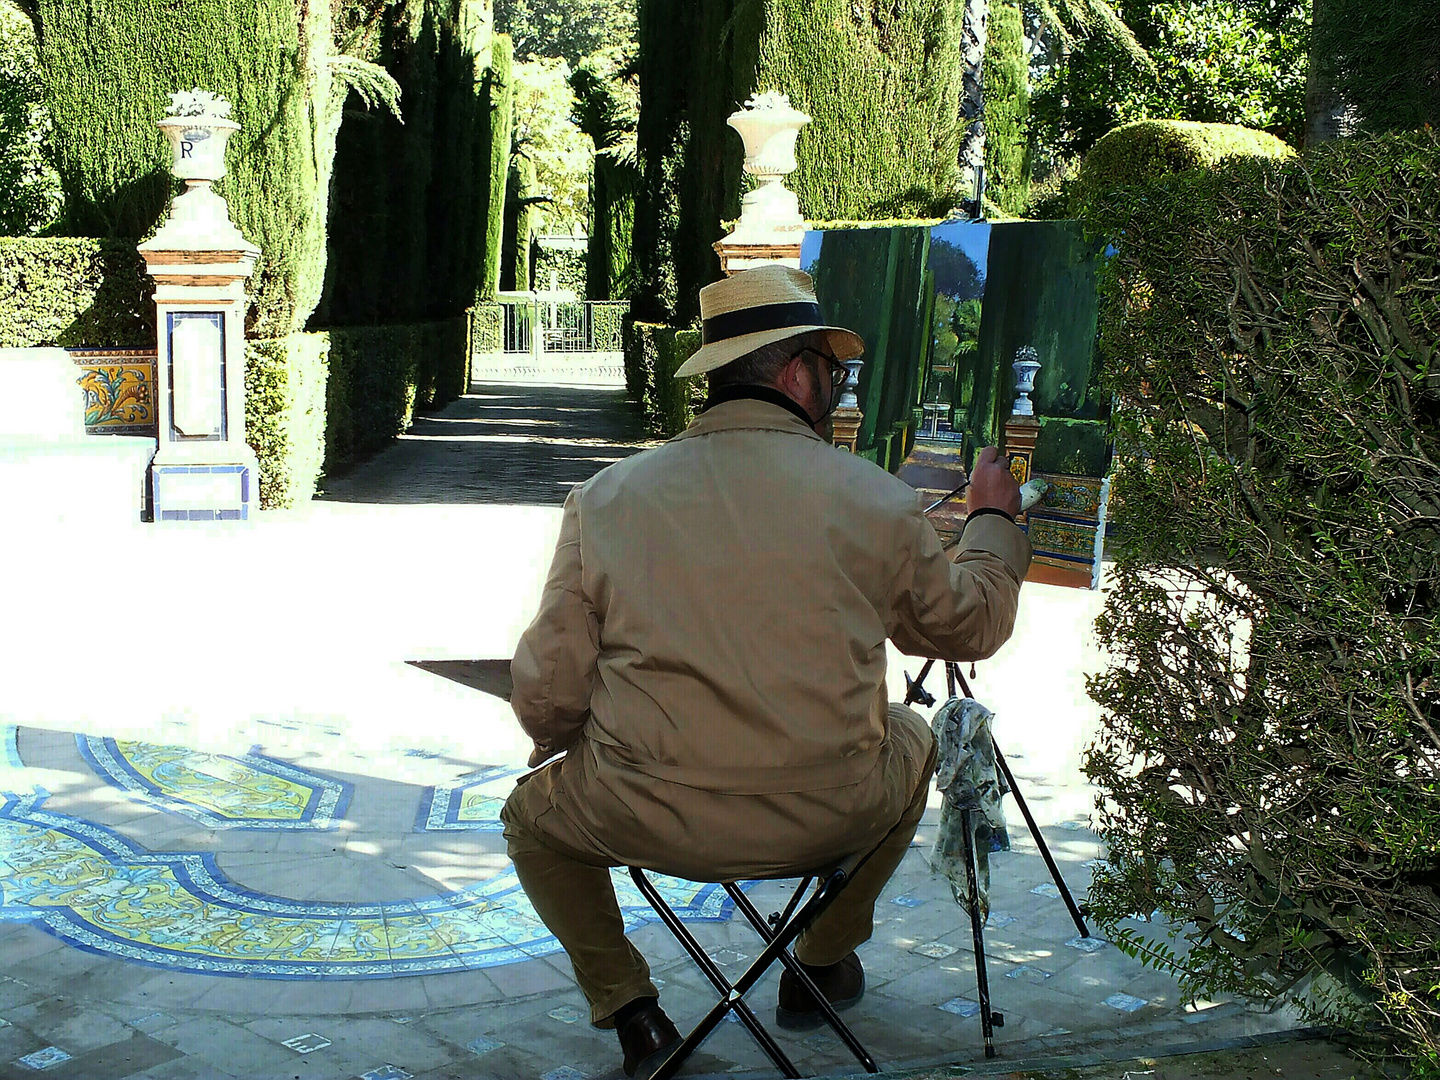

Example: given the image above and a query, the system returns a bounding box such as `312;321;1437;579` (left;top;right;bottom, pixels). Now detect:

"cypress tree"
31;0;344;336
982;0;1031;215
320;1;511;323
570;49;638;301
480;34;514;301
632;0;966;324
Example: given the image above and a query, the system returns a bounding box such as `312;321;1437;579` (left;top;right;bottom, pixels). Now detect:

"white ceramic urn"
143;89;256;254
725;90;811;245
1012;346;1042;417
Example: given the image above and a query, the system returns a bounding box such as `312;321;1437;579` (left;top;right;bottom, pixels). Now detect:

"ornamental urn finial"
1011;346;1041;417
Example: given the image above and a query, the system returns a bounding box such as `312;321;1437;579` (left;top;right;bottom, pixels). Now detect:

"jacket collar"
675;384;825;443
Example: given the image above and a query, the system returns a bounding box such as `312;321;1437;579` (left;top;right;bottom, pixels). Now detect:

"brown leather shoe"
617;1002;683;1078
776;951;865;1029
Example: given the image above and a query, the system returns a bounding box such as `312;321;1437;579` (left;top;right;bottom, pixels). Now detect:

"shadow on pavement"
317;383;664;506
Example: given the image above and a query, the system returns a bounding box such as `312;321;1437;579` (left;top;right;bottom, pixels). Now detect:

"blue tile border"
415;765;527;832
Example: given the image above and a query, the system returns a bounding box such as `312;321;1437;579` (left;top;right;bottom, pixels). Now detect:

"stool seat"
627;854;879;1079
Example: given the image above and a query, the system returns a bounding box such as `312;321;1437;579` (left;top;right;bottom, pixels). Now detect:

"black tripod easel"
902;641;1091;1057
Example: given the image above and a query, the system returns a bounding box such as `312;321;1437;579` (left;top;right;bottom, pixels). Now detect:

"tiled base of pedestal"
152;463;251;521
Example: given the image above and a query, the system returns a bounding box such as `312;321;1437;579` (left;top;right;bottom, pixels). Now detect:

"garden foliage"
570;47;638;301
322;319;469;477
0;2;59;234
1310;0;1439;137
982;0;1031;217
1079;131;1440;1070
621;318;704;437
632;0;966;323
244;335;330;509
320;0;510;324
1031;0;1310;161
1078;119;1294;206
27;0;358;337
0;237;152;348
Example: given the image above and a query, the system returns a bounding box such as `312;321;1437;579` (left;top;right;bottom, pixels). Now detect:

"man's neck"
699;383;817;429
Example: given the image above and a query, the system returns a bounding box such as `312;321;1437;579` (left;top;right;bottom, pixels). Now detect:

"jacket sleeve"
510;486;601;766
887;503;1034;661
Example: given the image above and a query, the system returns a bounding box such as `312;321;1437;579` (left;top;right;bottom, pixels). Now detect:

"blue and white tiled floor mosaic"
0;717;1297;1078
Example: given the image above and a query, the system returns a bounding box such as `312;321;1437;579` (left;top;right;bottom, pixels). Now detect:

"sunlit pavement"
0;383;1301;1078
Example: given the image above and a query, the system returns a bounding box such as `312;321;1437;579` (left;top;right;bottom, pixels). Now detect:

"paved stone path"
319;382;662;506
0;380;1302;1079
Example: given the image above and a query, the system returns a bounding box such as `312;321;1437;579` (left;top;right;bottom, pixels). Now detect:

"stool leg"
630;869;802;1079
726;884;879;1073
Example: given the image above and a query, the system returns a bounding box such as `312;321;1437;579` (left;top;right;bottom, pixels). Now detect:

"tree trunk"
959;0;989;192
1304;0;1351;146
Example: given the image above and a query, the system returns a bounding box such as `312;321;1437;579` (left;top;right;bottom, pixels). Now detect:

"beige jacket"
510;396;1033;811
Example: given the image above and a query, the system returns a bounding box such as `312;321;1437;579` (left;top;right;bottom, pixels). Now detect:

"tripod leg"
904;657;937;708
959;807;997;1059
992;746;1091;939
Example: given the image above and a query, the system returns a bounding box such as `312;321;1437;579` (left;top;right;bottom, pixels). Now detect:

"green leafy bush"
621;317;704;437
1080;131;1439;1072
1078;119;1294;207
532;241;586;294
590;301;625;352
0;2;61;234
0;237;153;347
244;334;329;509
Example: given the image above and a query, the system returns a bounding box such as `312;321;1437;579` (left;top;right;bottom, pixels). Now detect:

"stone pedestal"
138;90;260;521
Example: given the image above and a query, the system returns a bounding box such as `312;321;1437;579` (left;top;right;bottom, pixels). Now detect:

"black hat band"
701;301;825;345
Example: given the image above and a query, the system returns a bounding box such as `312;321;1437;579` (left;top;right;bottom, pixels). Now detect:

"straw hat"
673;264;866;378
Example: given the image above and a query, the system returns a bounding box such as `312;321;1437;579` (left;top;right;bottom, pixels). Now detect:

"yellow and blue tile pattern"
77;736;350;830
0;728;736;979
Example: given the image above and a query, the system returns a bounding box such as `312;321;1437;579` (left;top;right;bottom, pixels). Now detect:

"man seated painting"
503;264;1032;1077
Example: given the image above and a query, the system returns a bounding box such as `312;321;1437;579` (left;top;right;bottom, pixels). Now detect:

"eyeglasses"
794;347;849;391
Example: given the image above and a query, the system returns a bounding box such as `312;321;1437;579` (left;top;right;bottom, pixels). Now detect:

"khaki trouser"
501;705;937;1026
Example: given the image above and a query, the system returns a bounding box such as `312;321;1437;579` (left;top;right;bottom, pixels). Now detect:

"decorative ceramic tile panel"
1025;516;1101;563
0;788;737;979
69;349;158;436
1034;473;1104;519
77;737;350;830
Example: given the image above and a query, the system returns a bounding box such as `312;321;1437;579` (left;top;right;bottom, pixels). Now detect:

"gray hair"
708;331;831;389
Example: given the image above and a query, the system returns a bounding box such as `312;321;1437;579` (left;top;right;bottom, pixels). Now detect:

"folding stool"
628;851;881;1079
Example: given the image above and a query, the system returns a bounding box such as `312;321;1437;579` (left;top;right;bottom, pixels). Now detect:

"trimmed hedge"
244;334;329;509
622;318;705;437
0;237;153;348
470;303;503;354
320;4;509;325
591;302;625;352
983;0;1031;216
322;317;469;474
1078;120;1295;205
